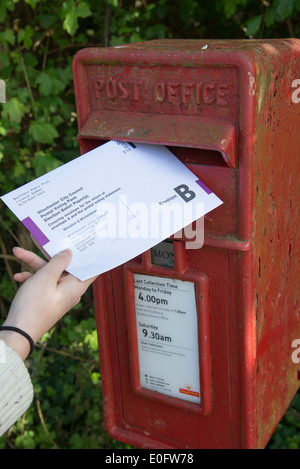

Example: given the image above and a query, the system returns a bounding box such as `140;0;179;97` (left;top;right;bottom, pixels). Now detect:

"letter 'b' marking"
173;184;196;202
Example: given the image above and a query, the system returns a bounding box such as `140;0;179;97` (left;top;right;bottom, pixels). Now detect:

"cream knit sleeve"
0;341;34;437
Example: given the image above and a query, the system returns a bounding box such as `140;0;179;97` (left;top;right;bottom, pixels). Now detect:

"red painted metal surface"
73;39;300;449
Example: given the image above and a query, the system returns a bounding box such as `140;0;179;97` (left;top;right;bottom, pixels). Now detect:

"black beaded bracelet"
0;326;35;356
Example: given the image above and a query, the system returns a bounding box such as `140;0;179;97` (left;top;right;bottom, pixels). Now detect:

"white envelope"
1;141;223;280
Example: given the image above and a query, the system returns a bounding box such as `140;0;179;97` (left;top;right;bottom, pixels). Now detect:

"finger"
56;274;97;309
13;247;47;272
59;274;98;291
58;273;98;298
30;234;51;261
43;249;73;281
14;271;33;282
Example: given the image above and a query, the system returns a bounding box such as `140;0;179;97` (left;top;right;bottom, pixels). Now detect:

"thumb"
43;249;73;280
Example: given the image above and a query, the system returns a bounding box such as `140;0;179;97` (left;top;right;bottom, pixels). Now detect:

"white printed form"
1;141;222;280
134;273;200;404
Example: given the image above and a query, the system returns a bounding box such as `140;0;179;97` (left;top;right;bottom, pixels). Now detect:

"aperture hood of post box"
78;111;236;168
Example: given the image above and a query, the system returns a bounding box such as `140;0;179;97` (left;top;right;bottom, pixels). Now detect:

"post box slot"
77;137;107;154
77;112;237;167
166;146;227;167
78;138;230;168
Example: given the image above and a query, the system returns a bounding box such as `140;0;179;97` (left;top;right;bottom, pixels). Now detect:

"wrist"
0;328;32;361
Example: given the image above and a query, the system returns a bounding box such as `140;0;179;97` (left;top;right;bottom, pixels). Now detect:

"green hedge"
0;0;299;449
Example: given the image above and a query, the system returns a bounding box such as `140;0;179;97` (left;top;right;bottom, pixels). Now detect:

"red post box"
72;40;300;449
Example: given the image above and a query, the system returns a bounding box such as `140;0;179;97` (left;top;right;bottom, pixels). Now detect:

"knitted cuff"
0;341;34;436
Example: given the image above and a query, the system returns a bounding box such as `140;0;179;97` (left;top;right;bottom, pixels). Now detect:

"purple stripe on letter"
195;179;212;195
21;217;50;246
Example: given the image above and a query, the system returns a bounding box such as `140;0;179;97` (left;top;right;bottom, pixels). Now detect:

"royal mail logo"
179;388;200;398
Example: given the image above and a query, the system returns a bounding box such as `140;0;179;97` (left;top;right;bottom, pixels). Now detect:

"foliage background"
0;0;299;449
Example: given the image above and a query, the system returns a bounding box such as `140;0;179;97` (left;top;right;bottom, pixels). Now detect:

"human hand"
0;247;97;359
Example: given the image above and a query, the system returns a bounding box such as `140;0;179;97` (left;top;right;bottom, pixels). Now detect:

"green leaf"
29;122;59;144
107;0;118;6
295;0;300;10
265;5;276;27
0;125;6;136
67;329;78;341
13;160;26;178
69;433;85;449
23;25;34;49
38;13;57;29
33;150;62;176
90;371;100;385
223;0;247;18
25;0;39;8
63;383;74;397
0;49;10;68
17;28;25;43
245;15;263;36
2;97;25;123
3;28;15;45
62;1;92;36
84;330;98;352
15;431;36;449
275;0;294;20
36;72;52;96
36;68;70;98
0;0;15;22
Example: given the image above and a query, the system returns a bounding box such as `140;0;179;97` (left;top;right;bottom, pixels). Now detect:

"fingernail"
60;248;72;257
